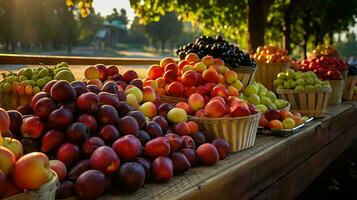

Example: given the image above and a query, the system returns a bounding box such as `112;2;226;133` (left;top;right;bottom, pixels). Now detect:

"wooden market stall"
1;54;357;200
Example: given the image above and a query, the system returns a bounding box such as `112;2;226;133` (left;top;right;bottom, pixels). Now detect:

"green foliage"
336;33;357;59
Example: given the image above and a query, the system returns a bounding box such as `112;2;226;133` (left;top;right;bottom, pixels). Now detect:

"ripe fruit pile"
252;45;294;63
177;92;258;118
2;66;231;199
297;56;348;80
259;109;306;130
273;69;331;91
146;54;244;99
0;108;55;199
240;82;289;113
311;45;338;58
175;35;256;68
0;62;75;96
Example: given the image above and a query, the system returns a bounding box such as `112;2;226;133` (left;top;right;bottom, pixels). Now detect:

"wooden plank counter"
96;103;357;200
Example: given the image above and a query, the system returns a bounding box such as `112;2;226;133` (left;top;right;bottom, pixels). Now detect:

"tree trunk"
329;31;334;44
282;0;297;52
67;38;72;54
247;0;274;52
161;40;165;53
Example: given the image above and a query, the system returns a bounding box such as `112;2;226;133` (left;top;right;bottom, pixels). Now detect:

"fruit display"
239;82;289;113
0;66;231;199
252;45;294;64
0;62;75;96
145;54;244;99
259;109;307;130
297;56;348;80
273;69;331;91
0;108;57;198
310;45;339;58
175;35;256;68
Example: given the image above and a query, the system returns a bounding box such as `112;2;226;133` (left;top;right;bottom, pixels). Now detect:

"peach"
178;60;189;71
2;138;23;160
165;133;183;153
196;143;219;165
185;53;200;63
49;160;67;182
122;70;138;83
181;70;198;86
227;85;239;96
84;66;100;80
57;143;80;167
211;85;229;100
87;79;103;89
143;79;158;90
218;74;225;84
231;80;244;91
212;139;231;160
90;146;120;174
96;64;108;81
201;55;215;66
181;135;196;149
204;100;226;118
195;109;205;117
156;78;166;88
208;64;220;71
174;122;191;136
167;81;184;97
280;110;294;120
152;156;173;182
144;137;170;158
157;88;165;95
188;93;205;111
112;135;142;161
163;70;177;83
202;69;219;83
230;103;251;117
181;65;195;73
176;102;194;116
184;86;196;98
164;63;179;74
107;65;119;76
264;109;281;121
187;121;199;134
224;70;238;84
139;102;157;118
82;137;105;157
219;66;230;75
167;108;188;123
194;62;207;73
0;169;6;196
142;86;156;102
125;86;143;103
293;115;304;126
267;120;284;129
259;115;269;128
160;57;176;68
126;93;139;110
194;85;208;96
13;152;52;190
147;65;164;80
0;146;15;175
214;58;225;66
21;116;45;139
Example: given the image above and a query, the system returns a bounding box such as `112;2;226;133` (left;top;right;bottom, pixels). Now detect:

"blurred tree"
145;12;182;52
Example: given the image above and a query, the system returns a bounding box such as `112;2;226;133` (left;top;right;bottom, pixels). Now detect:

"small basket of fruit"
297;56;348;105
252;45;294;90
343;65;357;101
184;93;260;152
274;70;331;118
175;35;257;87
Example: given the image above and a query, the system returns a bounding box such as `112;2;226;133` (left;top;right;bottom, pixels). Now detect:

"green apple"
39;68;50;78
266;91;277;101
261;96;272;106
314;84;322;90
283;82;290;89
267;102;277;109
248;94;260;105
243;85;259;96
273;79;284;87
22;68;33;79
301;116;309;122
231;80;244;92
255;104;268;113
306;78;314;85
296;78;305;86
305;85;315;90
295;85;305;92
277;72;287;80
282;118;296;129
258;90;267;97
290;81;298;88
6;76;17;84
286;69;295;80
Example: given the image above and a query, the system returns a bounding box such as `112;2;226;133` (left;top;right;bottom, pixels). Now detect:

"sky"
92;0;136;22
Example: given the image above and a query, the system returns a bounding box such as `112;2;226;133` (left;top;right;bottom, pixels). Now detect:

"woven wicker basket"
277;88;331;118
188;112;260;153
343;75;357;101
4;170;59;200
160;95;187;105
328;79;344;106
230;66;256;87
254;62;290;91
0;93;32;110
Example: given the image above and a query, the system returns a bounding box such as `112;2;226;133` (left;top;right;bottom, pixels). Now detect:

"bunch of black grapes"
348;64;357;75
176;35;256;68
